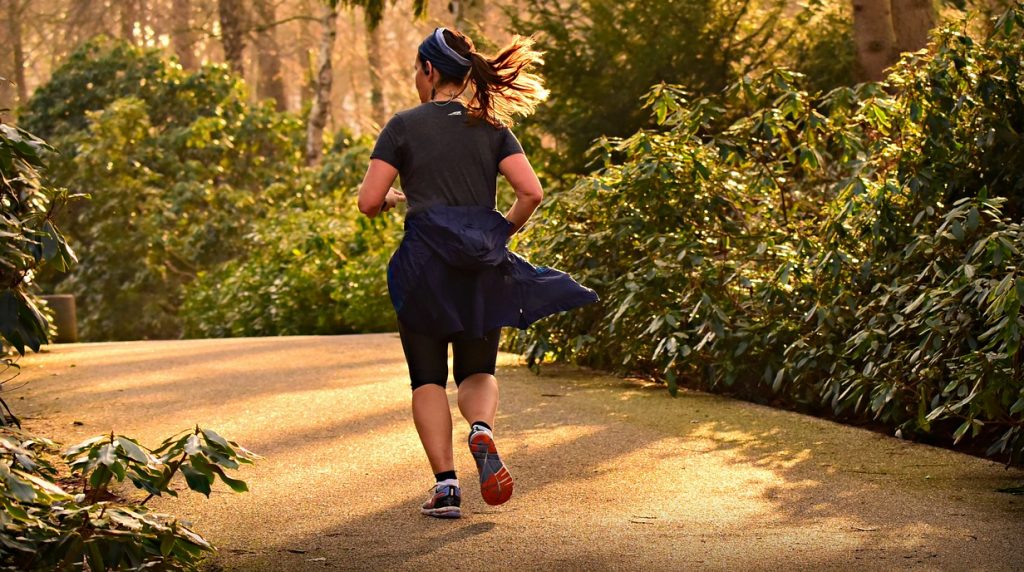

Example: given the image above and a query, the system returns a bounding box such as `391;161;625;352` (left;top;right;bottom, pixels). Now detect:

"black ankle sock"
435;470;457;482
470;420;492;432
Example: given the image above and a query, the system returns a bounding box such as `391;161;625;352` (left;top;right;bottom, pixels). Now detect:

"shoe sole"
469;431;513;506
421;506;461;518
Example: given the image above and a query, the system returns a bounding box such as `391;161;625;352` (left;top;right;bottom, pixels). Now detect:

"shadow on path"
230;362;1024;571
14;337;1024;571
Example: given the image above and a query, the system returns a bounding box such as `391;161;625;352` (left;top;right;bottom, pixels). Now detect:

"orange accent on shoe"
480;465;514;505
470;432;514;505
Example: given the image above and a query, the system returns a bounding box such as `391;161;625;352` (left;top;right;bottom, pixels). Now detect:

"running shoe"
421;483;462;518
469;429;514;505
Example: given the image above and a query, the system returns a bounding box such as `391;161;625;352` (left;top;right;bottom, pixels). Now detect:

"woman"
357;27;598;519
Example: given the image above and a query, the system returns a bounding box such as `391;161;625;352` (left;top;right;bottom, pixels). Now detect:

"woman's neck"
431;84;466;103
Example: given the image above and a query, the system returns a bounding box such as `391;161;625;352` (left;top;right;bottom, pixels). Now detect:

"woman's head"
415;27;548;128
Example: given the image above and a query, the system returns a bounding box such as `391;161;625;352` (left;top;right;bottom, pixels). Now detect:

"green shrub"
24;38;305;340
0;121;75;358
181;135;402;337
0;119;76;411
1;426;258;570
508;5;1024;466
180;190;402;337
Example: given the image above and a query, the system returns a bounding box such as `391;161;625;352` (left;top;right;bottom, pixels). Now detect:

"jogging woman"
357;27;598;519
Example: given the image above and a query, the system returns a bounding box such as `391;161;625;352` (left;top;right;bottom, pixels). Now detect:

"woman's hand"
380;187;406;213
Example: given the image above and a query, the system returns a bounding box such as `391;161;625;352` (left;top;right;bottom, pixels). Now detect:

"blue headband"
418;27;472;78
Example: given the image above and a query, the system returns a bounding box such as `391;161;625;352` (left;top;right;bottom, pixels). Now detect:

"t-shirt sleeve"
370;114;406;170
496;127;525;163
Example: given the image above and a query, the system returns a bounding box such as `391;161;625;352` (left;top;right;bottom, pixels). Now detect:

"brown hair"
428;29;549;128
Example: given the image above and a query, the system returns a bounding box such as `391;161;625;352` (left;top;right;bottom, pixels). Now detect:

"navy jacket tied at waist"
386;204;600;339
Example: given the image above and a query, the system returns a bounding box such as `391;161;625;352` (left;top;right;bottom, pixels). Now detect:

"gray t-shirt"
369;102;524;215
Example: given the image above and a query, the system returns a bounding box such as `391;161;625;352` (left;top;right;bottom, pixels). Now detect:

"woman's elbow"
357;192;378;217
515;181;543;205
522;189;543;205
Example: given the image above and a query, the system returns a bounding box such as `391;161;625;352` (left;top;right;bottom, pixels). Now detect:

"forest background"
2;0;1023;470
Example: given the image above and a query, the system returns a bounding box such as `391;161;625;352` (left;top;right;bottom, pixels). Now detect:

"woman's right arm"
499;153;543;236
357;159;402;218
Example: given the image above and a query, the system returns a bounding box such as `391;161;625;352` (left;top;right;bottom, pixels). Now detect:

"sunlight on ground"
12;338;1024;570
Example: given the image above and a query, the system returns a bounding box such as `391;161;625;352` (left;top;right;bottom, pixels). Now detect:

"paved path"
11;335;1024;571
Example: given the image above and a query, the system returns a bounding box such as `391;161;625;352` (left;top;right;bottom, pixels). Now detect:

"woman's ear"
422;61;432;76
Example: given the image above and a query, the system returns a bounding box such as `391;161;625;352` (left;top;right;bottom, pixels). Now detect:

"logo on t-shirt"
448;111;462;116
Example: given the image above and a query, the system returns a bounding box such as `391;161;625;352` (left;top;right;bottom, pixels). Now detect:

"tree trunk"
171;0;198;70
149;0;169;44
891;0;938;54
120;0;139;42
253;0;287;110
367;20;385;126
851;0;898;82
0;3;7;113
65;0;100;48
138;0;150;42
345;10;364;122
6;0;27;105
218;0;248;77
449;0;487;30
306;2;337;165
299;0;317;112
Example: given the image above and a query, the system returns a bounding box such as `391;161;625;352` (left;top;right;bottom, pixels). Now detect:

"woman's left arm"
358;159;404;218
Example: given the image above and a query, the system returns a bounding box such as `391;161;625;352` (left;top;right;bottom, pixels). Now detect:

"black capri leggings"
398;320;501;391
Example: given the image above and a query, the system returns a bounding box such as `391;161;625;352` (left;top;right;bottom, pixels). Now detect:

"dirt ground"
10;334;1024;571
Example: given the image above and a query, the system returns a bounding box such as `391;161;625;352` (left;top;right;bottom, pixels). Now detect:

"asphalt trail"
13;334;1024;571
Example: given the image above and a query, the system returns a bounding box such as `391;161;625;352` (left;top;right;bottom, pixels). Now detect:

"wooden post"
41;295;78;343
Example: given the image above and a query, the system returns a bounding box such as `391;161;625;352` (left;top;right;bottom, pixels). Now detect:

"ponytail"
442;30;549;128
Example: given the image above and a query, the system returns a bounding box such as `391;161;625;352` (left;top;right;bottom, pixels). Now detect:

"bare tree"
891;0;938;54
171;0;198;70
253;0;287;110
5;0;27;105
0;3;13;114
449;0;486;30
297;0;319;111
121;0;140;42
852;0;898;81
65;0;103;47
218;0;248;76
139;0;151;42
367;19;385;125
307;0;338;164
343;9;365;122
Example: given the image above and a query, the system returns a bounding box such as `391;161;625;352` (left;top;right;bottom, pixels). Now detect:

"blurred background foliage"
23;38;312;340
0;0;1021;468
181;134;402;337
507;0;856;179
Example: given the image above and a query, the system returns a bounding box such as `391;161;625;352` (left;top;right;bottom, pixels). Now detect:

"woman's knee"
454;371;496;389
